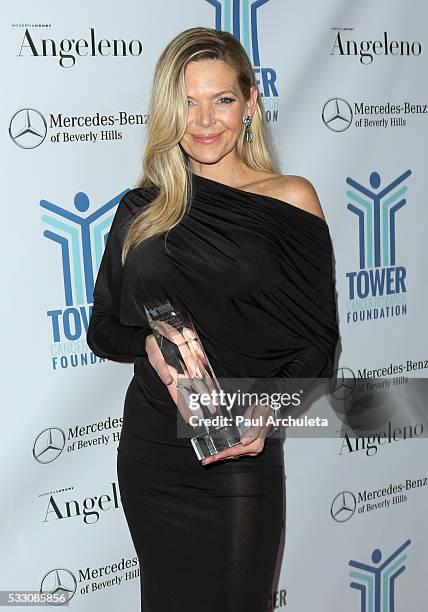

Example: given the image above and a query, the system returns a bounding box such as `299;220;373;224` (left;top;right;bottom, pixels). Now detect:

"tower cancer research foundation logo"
345;170;410;325
349;539;410;611
207;0;278;117
40;190;128;370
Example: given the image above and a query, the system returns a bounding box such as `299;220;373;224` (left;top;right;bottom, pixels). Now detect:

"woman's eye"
187;97;236;106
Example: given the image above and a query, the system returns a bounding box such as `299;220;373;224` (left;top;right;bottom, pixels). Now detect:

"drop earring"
243;115;254;144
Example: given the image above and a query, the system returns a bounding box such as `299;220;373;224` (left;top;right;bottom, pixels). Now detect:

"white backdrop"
2;1;427;610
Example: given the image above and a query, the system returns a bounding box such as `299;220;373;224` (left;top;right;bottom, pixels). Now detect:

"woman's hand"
144;329;216;423
145;331;274;465
200;436;268;465
145;332;176;387
201;403;273;465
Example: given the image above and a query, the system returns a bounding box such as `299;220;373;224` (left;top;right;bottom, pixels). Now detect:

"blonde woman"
87;26;339;612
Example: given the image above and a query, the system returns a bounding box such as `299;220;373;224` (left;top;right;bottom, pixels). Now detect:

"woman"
87;27;339;612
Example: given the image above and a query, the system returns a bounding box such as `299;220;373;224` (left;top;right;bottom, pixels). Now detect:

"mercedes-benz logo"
9;108;47;149
330;490;357;522
40;568;77;605
33;428;66;464
322;98;353;132
329;367;356;400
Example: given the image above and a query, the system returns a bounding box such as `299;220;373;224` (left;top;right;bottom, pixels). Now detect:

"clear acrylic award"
143;297;244;460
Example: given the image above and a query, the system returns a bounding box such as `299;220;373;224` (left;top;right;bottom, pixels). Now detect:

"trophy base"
191;424;244;460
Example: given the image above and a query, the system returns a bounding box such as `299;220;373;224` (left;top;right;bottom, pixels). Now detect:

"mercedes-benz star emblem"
33;428;66;463
330;490;357;522
322;98;353;132
330;367;356;400
40;568;77;605
9;108;47;149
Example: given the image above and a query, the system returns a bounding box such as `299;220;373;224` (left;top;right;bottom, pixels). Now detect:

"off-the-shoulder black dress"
87;171;339;612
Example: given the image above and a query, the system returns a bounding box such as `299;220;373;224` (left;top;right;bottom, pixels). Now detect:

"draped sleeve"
181;173;340;392
246;202;340;435
86;188;155;360
276;214;339;380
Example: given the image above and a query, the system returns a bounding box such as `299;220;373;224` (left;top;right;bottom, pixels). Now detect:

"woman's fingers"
146;334;177;386
175;384;203;422
148;322;211;384
181;327;207;379
146;330;236;438
201;436;266;465
150;321;195;377
146;333;208;426
239;402;273;441
146;332;269;465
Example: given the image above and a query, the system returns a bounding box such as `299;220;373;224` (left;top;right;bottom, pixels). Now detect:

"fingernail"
164;376;173;384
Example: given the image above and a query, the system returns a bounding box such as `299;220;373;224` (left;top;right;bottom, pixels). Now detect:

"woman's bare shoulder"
263;174;326;222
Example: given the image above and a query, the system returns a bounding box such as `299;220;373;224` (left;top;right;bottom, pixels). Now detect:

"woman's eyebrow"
187;89;238;99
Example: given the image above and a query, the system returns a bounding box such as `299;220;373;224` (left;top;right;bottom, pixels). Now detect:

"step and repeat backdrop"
2;1;427;610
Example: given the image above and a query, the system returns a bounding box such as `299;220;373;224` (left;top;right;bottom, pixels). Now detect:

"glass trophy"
143;297;244;460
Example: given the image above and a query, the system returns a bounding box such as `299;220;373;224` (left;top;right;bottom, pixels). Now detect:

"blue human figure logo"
349;539;410;612
346;170;411;270
206;0;269;66
40;190;128;306
206;0;278;101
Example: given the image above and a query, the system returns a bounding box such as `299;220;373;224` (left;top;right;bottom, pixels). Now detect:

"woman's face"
179;59;257;167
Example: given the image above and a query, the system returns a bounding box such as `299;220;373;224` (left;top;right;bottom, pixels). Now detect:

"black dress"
87;171;339;612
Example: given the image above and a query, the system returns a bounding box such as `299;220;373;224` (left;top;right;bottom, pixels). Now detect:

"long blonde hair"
122;26;280;264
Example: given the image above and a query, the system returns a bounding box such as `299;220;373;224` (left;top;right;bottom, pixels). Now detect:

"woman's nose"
195;104;215;126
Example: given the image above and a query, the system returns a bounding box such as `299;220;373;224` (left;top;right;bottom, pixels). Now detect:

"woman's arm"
246;343;331;437
277;344;330;380
86;191;152;360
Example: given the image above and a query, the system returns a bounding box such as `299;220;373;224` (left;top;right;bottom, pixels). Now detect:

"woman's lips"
192;134;222;144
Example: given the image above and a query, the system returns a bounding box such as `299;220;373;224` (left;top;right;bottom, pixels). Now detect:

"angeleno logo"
345;170;410;324
207;0;278;118
17;27;143;68
331;30;422;64
339;420;423;457
41;190;127;369
43;482;120;525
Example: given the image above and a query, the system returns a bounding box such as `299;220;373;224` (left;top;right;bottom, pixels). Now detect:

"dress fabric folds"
87;171;339;612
